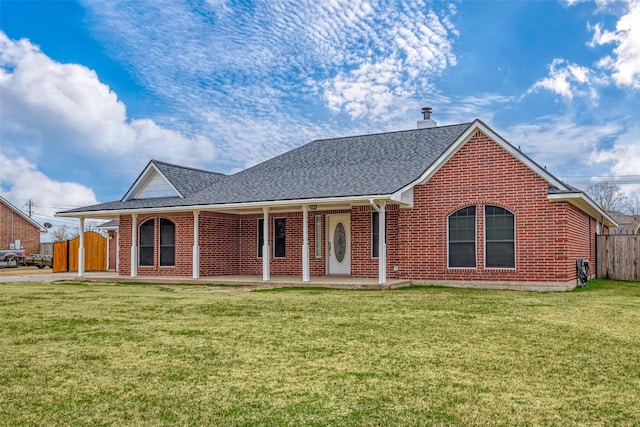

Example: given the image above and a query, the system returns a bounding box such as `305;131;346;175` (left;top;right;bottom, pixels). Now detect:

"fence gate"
53;232;107;273
596;235;640;281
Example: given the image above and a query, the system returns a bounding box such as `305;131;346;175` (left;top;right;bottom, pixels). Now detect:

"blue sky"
1;0;639;233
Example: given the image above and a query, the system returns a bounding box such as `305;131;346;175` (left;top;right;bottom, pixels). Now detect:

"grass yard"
1;279;639;426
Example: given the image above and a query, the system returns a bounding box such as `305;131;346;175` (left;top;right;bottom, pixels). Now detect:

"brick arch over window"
484;205;515;269
139;218;155;267
448;206;477;268
159;218;175;267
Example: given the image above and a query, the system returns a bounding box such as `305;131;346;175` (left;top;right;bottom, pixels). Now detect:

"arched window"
139;219;155;267
485;206;515;268
448;206;476;268
159;218;175;267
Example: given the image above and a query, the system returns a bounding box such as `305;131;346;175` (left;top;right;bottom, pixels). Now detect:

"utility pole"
28;200;33;217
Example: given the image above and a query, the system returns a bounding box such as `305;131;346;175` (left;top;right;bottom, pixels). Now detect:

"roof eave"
547;192;618;227
55;194;397;218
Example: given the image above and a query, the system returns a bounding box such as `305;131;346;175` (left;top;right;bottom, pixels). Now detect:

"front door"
327;214;350;275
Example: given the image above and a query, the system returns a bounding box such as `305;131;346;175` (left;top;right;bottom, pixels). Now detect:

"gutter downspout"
370;199;386;285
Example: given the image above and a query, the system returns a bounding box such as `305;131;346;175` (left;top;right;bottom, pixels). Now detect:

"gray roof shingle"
152;160;226;197
61;123;473;214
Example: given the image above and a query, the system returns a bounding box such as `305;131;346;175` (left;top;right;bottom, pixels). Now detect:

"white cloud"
0;153;99;218
588;0;640;89
527;59;599;100
591;122;640;196
504;115;623;178
320;5;457;120
0;31;215;170
81;0;458;128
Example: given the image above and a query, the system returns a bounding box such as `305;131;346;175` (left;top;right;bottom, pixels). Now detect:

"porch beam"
131;213;138;277
193;210;200;279
302;205;310;282
262;207;270;282
78;217;85;277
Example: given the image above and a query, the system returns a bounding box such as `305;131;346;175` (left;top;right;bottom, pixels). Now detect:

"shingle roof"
60;122;476;213
152;160;226;197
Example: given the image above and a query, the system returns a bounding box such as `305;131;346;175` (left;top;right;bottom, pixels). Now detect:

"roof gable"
0;196;47;232
122;160;226;201
397;120;568;195
123;162;181;201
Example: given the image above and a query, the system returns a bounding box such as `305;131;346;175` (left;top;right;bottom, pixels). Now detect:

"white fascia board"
393;120;570;197
121;162;182;201
56;194;396;218
547;192;618;227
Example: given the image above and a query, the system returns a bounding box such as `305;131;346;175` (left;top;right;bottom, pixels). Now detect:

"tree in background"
624;197;640;234
586;182;627;211
587;182;640;234
50;224;80;242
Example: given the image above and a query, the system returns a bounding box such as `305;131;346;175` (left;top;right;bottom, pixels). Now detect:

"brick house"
58;116;616;290
1;195;47;254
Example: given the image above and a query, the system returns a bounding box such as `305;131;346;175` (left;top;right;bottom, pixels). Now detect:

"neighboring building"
0;195;47;254
607;211;639;235
58;114;616;290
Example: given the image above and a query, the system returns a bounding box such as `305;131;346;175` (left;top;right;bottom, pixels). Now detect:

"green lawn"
1;280;639;426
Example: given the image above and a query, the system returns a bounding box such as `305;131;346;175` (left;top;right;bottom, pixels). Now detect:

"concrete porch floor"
0;270;412;290
90;274;412;290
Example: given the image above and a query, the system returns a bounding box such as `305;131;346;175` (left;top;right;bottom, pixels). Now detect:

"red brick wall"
107;230;117;270
199;212;240;276
0;201;41;254
350;205;399;279
396;130;593;283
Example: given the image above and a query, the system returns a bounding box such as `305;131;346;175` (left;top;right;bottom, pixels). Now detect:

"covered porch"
59;195;411;286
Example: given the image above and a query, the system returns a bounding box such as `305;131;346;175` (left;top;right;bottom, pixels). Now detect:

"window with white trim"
257;218;264;258
371;211;387;258
274;218;286;258
448;206;476;268
159;218;175;267
484;206;515;268
139;219;155;267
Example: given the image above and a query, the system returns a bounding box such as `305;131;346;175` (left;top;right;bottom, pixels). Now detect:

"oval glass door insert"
334;222;346;263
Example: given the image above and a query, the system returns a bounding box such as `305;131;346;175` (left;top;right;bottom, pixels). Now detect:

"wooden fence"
596;235;640;281
53;231;107;273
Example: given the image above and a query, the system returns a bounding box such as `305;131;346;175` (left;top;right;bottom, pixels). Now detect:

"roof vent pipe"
417;106;437;129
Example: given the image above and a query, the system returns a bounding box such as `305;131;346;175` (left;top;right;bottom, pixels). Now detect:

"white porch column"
130;213;138;277
78;217;85;277
370;200;387;285
379;202;387;285
193;210;200;279
115;230;120;273
302;205;310;282
106;231;110;271
262;207;270;282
